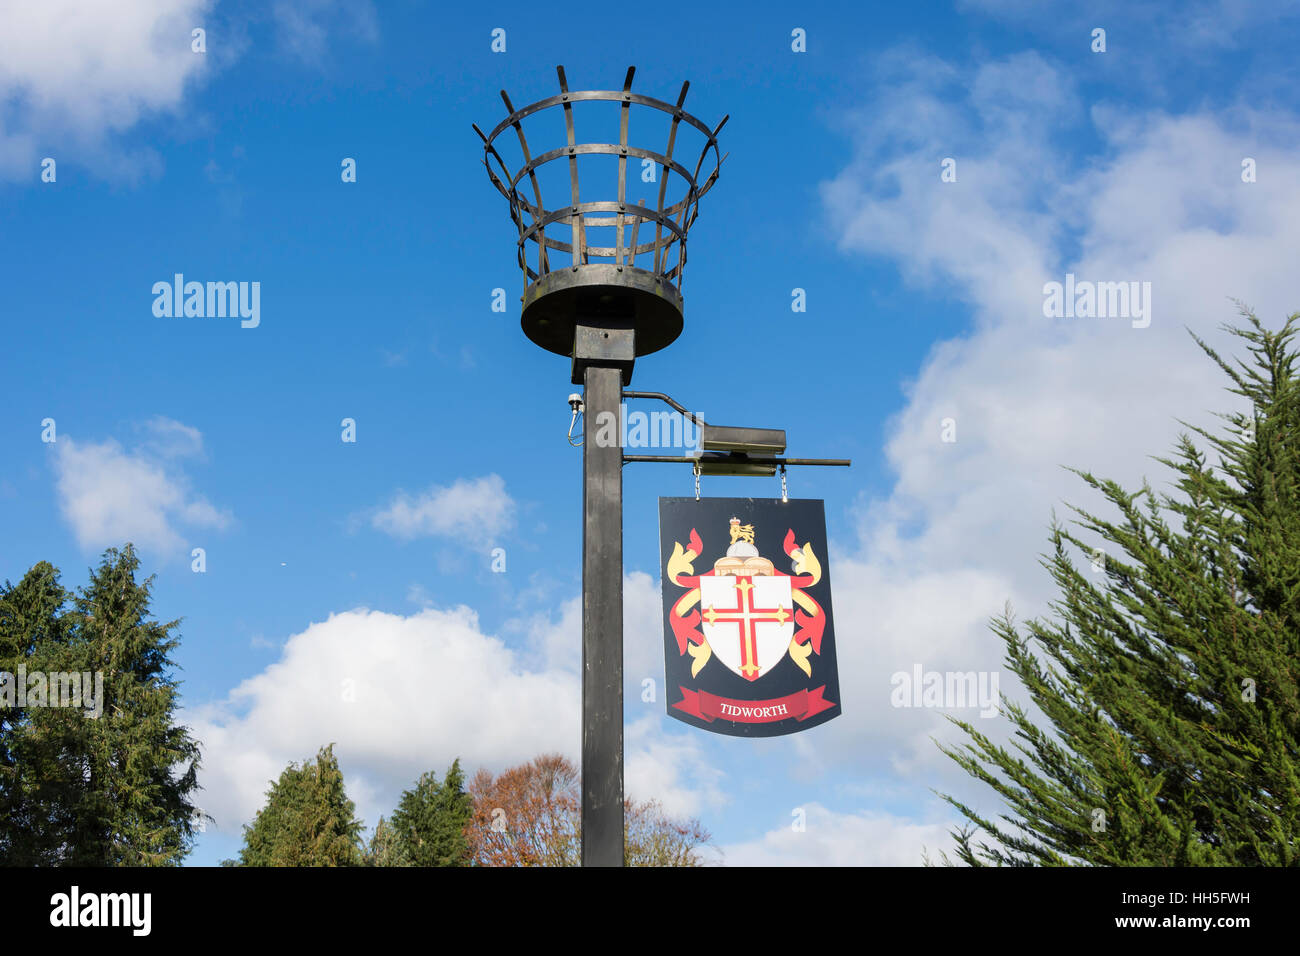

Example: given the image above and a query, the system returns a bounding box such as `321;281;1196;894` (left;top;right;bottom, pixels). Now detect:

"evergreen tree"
235;744;365;866
362;816;411;867
66;547;201;865
939;311;1300;865
0;561;75;865
0;547;201;865
388;759;473;866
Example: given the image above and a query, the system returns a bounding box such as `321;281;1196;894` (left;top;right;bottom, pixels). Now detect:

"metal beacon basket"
474;65;728;360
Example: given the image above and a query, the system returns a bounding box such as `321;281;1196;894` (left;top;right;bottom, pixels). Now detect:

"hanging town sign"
659;497;841;737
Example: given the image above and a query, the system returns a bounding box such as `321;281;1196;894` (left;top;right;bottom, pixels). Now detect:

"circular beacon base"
520;264;684;357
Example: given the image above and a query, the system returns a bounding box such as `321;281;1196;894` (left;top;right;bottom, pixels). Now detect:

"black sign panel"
658;497;841;737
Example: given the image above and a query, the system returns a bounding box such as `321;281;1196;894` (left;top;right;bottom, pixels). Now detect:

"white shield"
699;575;795;681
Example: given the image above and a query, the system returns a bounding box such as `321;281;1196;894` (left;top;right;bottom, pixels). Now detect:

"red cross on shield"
699;574;795;681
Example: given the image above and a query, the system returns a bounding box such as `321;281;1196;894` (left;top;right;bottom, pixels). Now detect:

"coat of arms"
659;498;841;737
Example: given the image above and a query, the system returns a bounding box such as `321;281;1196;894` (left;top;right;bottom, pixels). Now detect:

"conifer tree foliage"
362;816;411;867
388;759;473;866
235;744;365;866
236;755;473;867
0;561;75;865
940;312;1300;866
0;546;201;865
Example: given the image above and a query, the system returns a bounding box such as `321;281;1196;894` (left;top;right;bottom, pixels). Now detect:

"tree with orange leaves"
467;753;712;866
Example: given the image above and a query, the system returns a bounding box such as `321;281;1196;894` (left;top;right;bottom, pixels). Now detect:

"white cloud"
720;803;954;866
0;0;216;179
626;714;727;820
0;0;376;180
137;415;205;460
510;570;669;679
270;0;378;64
958;0;1298;48
515;589;581;675
188;575;725;841
803;50;1300;826
371;474;515;545
186;605;578;834
51;427;230;555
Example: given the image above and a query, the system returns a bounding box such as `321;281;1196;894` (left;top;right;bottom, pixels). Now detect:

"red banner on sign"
673;685;835;723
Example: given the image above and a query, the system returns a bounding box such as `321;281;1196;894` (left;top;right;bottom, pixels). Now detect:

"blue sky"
3;0;1299;865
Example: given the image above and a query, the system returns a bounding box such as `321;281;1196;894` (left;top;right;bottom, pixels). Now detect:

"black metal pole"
478;66;725;868
581;363;624;866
